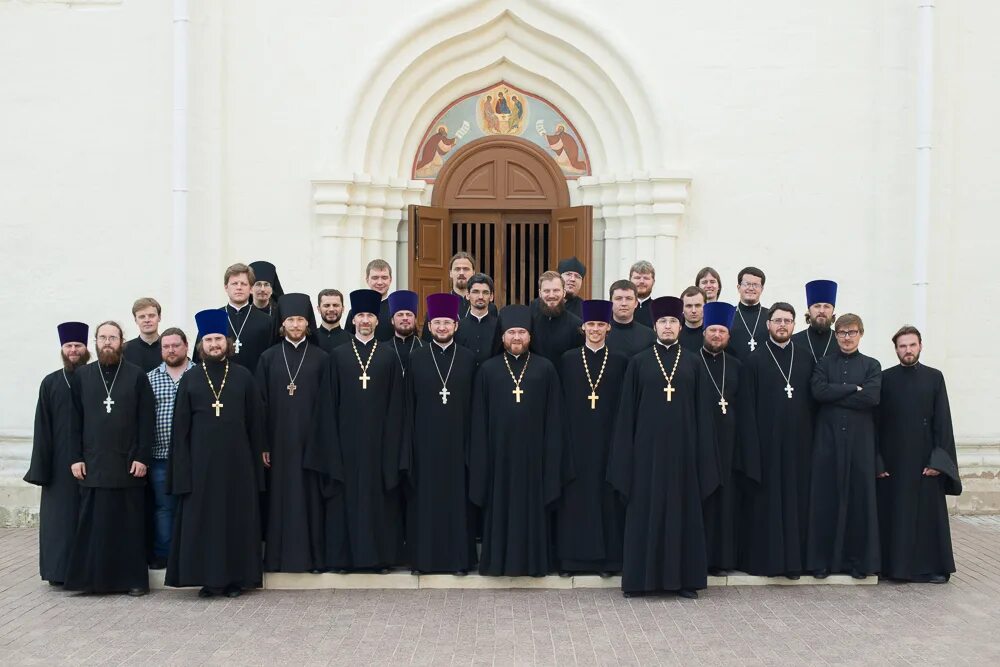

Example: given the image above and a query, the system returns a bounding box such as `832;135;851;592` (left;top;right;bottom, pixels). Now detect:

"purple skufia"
581;299;612;324
57;321;89;345
805;279;838;307
426;293;461;321
650;296;683;322
703;301;736;330
388;290;419;316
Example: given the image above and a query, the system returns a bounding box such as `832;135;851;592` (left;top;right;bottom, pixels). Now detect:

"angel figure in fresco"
495;91;512;115
415;122;470;179
536;121;588;173
510;95;524;130
483;95;501;133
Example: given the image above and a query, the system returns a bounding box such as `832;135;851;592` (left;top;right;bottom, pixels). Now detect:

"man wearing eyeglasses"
729;267;768;362
806;313;882;580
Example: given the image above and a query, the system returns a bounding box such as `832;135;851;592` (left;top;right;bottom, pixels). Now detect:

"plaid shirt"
147;360;195;459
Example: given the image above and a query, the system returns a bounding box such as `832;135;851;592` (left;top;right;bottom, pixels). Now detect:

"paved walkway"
1;517;999;665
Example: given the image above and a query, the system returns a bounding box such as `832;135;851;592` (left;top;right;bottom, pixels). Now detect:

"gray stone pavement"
1;518;999;666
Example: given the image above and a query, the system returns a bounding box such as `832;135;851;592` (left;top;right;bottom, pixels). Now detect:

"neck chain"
429;343;458;405
503;351;530;404
392;335;421;377
227;305;251;354
737;303;762;352
581;345;609;410
765;339;796;399
62;368;71;389
352;339;378;390
700;348;729;414
96;360;122;414
652;342;682;402
806;327;833;363
201;360;229;417
282;339;309;396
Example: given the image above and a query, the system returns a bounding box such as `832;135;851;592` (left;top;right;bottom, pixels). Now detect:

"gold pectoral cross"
212;399;223;417
512;385;523;403
664;383;675;402
287;382;296;396
359;372;370;390
588;391;599;410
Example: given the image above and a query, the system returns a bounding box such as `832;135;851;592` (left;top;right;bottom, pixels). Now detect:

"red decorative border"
411;80;592;182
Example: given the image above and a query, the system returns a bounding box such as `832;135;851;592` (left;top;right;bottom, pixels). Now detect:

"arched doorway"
409;136;592;322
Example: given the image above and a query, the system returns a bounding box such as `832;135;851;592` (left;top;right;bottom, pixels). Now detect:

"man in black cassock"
807;313;882;578
64;321;154;596
608;296;718;599
249;260;284;317
629;260;656;328
531;257;585;318
387;290;424;377
735;302;816;578
123;298;163;372
678;286;706;352
309;288;405;572
24;322;90;586
556;300;627;576
256;294;330;573
316;288;352;353
606;280;655;358
698;302;742;575
454;273;501;372
469;305;567;576
877;326;961;583
729;267;768;362
791;279;838;364
420;253;498;340
530;271;583;369
167;310;265;597
402;293;477;574
345;259;395;342
206;262;275;373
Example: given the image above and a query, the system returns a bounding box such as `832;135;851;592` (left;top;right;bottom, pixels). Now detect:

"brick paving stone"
1;518;1000;664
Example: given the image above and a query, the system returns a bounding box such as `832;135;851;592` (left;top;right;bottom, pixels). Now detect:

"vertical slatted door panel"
408;205;451;328
549;206;594;299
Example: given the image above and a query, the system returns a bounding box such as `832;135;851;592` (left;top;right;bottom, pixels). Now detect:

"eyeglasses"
769;318;794;325
96;335;120;343
836;330;861;339
739;282;762;290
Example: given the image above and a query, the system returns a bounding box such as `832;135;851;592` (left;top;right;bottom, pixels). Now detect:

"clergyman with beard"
63;321;155;596
315;288;351;353
388;290;423;377
529;270;583;371
166;310;265;598
792;280;838;363
24;322;90;586
454;273;501;372
421;252;493;339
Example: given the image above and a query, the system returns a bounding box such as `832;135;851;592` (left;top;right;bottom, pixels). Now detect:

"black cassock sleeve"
168;375;193;495
68;369;85;467
734;358;762;485
695;365;722;500
131;373;156;466
304;353;344;498
929;372;962;495
607;357;639;501
381;361;405;492
254;354;271;455
542;363;569;507
244;371;267;492
468;365;491;508
24;380;53;486
399;369;415;485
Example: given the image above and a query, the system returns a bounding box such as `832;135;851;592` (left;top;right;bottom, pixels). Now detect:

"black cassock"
608;343;719;594
735;339;815;577
792;326;837;364
24;368;82;584
530;311;584;371
123;336;162;373
877;363;961;581
256;340;330;572
469;352;567;576
530;294;583;319
166;360;265;589
699;349;742;572
64;361;154;593
634;298;653;328
316;325;352;354
198;303;275;375
679;324;703;353
729;303;768;363
806;350;881;575
345;299;394;342
309;338;404;570
454;311;501;371
388;334;424;378
607;320;655;359
556;346;628;573
402;342;477;573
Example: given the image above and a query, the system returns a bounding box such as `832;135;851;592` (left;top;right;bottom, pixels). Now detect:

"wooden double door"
408;205;592;322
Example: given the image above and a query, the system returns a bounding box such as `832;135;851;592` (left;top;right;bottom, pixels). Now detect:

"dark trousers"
150;459;176;558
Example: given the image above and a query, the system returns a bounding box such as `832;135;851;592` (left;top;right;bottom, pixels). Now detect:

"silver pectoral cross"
439;386;450;404
234;338;242;354
748;338;757;352
784;383;794;399
718;397;728;414
103;396;114;413
287;382;296;396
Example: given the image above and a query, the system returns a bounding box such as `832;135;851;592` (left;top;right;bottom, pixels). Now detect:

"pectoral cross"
287;382;297;396
748;338;757;352
718;397;728;414
588;391;599;410
439;387;450;405
359;372;370;390
664;384;675;402
512;385;523;403
234;338;242;354
103;396;114;413
212;399;223;417
784;383;794;399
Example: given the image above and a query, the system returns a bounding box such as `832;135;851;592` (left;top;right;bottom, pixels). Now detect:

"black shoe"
224;585;242;598
376;567;391;575
813;569;830;580
127;588;148;597
708;568;725;577
598;571;614;579
149;558;168;571
850;569;866;580
929;574;948;584
785;573;801;581
454;570;468;577
678;589;699;599
48;581;64;587
198;587;215;598
558;571;572;578
410;569;422;576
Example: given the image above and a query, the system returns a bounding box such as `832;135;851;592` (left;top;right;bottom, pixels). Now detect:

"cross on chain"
212;399;223;417
784;383;794;399
588;391;599;410
748;338;757;352
359;372;370;390
664;384;675;402
718;397;728;414
234;338;242;354
287;382;297;396
512;386;524;403
439;387;450;405
103;396;115;413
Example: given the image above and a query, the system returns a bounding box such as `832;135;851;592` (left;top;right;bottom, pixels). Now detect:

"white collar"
655;339;678;349
355;334;374;345
585;342;606;353
433;339;454;351
769;336;790;349
285;336;306;349
469;309;489;321
639;296;652;304
228;301;249;311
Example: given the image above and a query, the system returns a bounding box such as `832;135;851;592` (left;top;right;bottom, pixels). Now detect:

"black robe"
735;339;816;576
806;350;882;575
64;361;155;593
345;299;394;342
634;298;653;328
607;343;719;594
729;303;768;363
607;320;655;359
530;310;584;371
123;336;162;373
420;292;496;340
454;310;501;371
556;346;628;573
530;294;583;319
792;326;837;364
699;349;742;572
679;324;704;352
166;360;265;589
877;363;960;581
402;342;477;573
469;352;567;576
310;337;405;570
24;368;82;584
316;325;352;354
201;303;276;375
256;340;330;572
388;334;424;378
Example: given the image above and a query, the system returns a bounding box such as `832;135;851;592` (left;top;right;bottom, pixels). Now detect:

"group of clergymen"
25;254;961;599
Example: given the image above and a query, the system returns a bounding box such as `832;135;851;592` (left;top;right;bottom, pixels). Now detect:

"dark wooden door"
408;205;450;325
549;206;593;300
